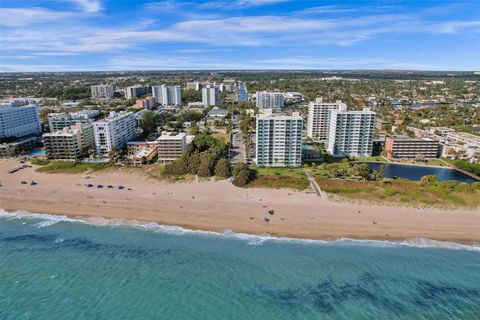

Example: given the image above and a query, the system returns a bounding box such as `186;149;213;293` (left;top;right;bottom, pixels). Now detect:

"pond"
364;162;478;183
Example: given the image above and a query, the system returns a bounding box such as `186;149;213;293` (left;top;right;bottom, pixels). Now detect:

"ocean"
1;210;480;320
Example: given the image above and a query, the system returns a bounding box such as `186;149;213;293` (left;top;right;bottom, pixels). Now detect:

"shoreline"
2;208;480;251
1;159;480;244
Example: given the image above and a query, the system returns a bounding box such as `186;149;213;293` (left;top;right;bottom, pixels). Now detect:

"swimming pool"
27;149;46;157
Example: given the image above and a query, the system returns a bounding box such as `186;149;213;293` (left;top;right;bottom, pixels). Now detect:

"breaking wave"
1;208;479;252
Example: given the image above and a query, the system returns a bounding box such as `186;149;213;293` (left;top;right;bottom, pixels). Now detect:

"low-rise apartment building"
0;136;39;158
385;136;439;159
135;97;156;109
127;141;158;166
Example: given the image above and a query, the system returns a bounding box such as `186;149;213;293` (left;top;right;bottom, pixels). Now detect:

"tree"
83;146;96;158
233;168;254;186
141;110;159;136
351;163;370;180
164;153;189;175
371;165;386;181
214;159;230;178
232;162;255;186
182;89;202;103
420;175;440;186
189;125;199;135
188;152;201;174
232;162;249;176
197;154;213;177
108;147;124;163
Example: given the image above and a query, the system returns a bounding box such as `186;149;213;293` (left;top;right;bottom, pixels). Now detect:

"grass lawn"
315;177;480;208
248;167;310;190
141;164;196;182
352;156;388;163
387;158;449;167
212;132;230;144
36;161;113;174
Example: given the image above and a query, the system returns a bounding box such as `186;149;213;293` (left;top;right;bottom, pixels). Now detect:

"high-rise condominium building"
202;86;219;106
0;104;41;138
91;84;114;99
125;86;148;99
93;111;136;155
255;111;303;167
256;92;285;109
186;81;201;91
47;110;100;132
152;85;182;106
237;81;248;102
43;123;95;160
307;98;347;142
326;108;376;157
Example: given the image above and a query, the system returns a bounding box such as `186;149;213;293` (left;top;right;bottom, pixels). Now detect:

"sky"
0;0;479;72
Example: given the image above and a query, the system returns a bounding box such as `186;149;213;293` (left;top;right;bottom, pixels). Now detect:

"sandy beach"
1;159;479;244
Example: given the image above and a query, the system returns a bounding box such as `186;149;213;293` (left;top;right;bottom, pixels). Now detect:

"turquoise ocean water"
1;210;480;320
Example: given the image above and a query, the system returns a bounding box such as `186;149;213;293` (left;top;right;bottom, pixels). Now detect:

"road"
230;115;246;164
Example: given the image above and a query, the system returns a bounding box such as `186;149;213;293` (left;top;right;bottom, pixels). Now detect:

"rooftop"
208;108;229;116
95;111;133;123
157;132;186;141
257;112;302;121
389;135;436;142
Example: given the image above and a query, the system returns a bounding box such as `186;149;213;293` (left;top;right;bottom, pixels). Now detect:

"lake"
364;162;478;183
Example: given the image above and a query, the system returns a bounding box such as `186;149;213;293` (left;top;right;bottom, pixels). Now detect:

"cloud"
0;7;72;26
250;57;446;70
104;55;461;71
295;5;357;15
0;12;475;56
1;1;479;72
236;0;290;6
70;0;102;13
0;63;82;72
174;16;335;33
144;0;190;11
202;0;290;9
437;20;480;33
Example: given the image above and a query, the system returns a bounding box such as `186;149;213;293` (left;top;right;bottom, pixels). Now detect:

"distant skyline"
0;0;479;72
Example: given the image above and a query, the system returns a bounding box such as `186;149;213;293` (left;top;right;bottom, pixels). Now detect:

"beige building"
307;98;347;142
385;136;439;159
43;123;94;160
156;132;187;163
127;142;158;167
